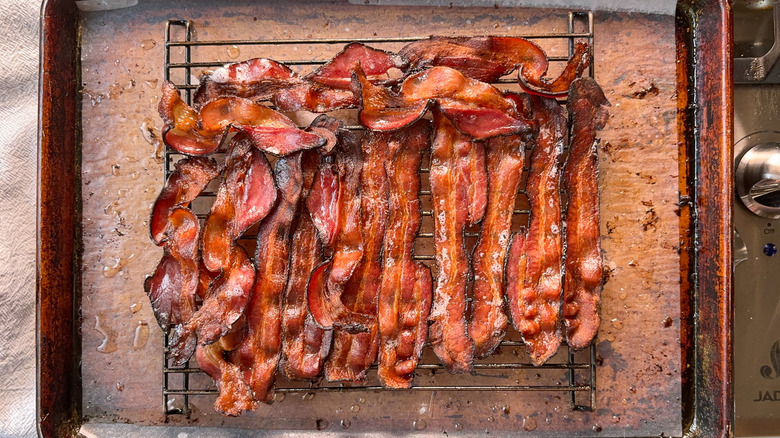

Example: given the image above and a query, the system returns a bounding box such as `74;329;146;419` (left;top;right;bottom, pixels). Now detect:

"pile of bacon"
145;36;610;416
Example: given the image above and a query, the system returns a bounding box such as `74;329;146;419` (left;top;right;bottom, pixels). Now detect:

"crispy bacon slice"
232;152;304;402
149;157;219;245
159;82;334;156
506;95;567;365
563;77;609;349
461;140;487;226
145;208;200;342
202;135;277;272
307;42;406;89
399;37;590;97
469;133;528;358
196;342;256;416
282;151;333;380
172;245;255;357
325;130;392;382
427;111;475;373
354;65;534;139
377;119;433;388
307;130;372;333
193;58;300;109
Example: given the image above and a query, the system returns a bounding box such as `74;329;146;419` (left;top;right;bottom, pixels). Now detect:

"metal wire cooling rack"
160;12;597;419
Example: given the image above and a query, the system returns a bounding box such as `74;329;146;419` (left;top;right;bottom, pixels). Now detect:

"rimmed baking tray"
37;0;732;436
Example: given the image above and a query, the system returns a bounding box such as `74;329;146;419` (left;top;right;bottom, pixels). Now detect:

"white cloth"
0;1;40;437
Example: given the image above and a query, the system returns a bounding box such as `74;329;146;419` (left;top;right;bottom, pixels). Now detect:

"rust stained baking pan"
37;0;732;436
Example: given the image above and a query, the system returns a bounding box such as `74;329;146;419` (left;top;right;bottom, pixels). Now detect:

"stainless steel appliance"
734;2;780;436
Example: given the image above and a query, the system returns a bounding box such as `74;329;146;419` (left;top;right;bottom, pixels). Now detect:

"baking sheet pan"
37;0;733;436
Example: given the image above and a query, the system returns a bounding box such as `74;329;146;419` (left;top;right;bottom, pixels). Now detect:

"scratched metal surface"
78;2;682;436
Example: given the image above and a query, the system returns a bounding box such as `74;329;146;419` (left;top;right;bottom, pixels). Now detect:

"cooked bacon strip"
172;245;255;355
282;151;333;380
469;133;528;358
149;157;218;245
325;130;392;382
202;135;277;272
307;42;406;89
353;66;534;139
196;342;256;416
461;140;487;226
193;58;300;109
231;152;304;402
307;130;372;332
377;119;433;388
506;95;566;365
563;77;609;349
159;82;334;156
145;208;200;356
428;111;475;373
399;37;590;97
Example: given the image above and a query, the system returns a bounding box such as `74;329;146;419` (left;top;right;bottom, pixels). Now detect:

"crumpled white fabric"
0;1;40;437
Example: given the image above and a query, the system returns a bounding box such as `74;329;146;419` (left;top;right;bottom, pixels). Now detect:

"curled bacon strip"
159;82;334;156
325;130;392;382
428;110;476;373
469;133;528;358
399;37;590;97
145;207;201;363
149;157;219;245
281;208;333;380
194;43;404;112
353;65;534;139
196;341;256;416
307;130;373;333
563;77;609;349
232;152;305;402
377;120;433;388
506;95;567;365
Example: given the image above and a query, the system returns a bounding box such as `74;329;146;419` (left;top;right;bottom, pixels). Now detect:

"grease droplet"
130;302;142;313
227;45;241;58
522;416;537;431
619;291;628;300
102;254;135;278
413;419;427;430
315;419;329;430
501;405;510;415
274;392;286;402
116;382;124;391
611;319;623;329
133;321;149;350
144;79;159;89
141;39;156;50
357;397;366;404
95;315;117;353
110;163;120;176
340;419;351;429
592;424;603;432
303;392;315;401
611;415;621;424
487;416;495;422
454;423;463;431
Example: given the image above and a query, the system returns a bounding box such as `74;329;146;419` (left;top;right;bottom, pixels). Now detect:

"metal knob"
736;142;780;218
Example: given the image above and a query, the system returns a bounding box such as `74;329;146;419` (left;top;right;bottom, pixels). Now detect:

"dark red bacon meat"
427;110;475;373
563;77;609;350
506;95;567;365
377;119;433;388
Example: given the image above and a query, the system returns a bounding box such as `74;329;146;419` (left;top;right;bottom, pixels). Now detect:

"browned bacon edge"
506;95;567;366
282;150;333;380
325;129;392;382
563;77;610;350
307;130;374;333
399;36;590;98
196;340;256;416
428;110;475;373
377;119;433;389
468;133;528;358
145;207;201;363
149;157;219;245
232;151;305;404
